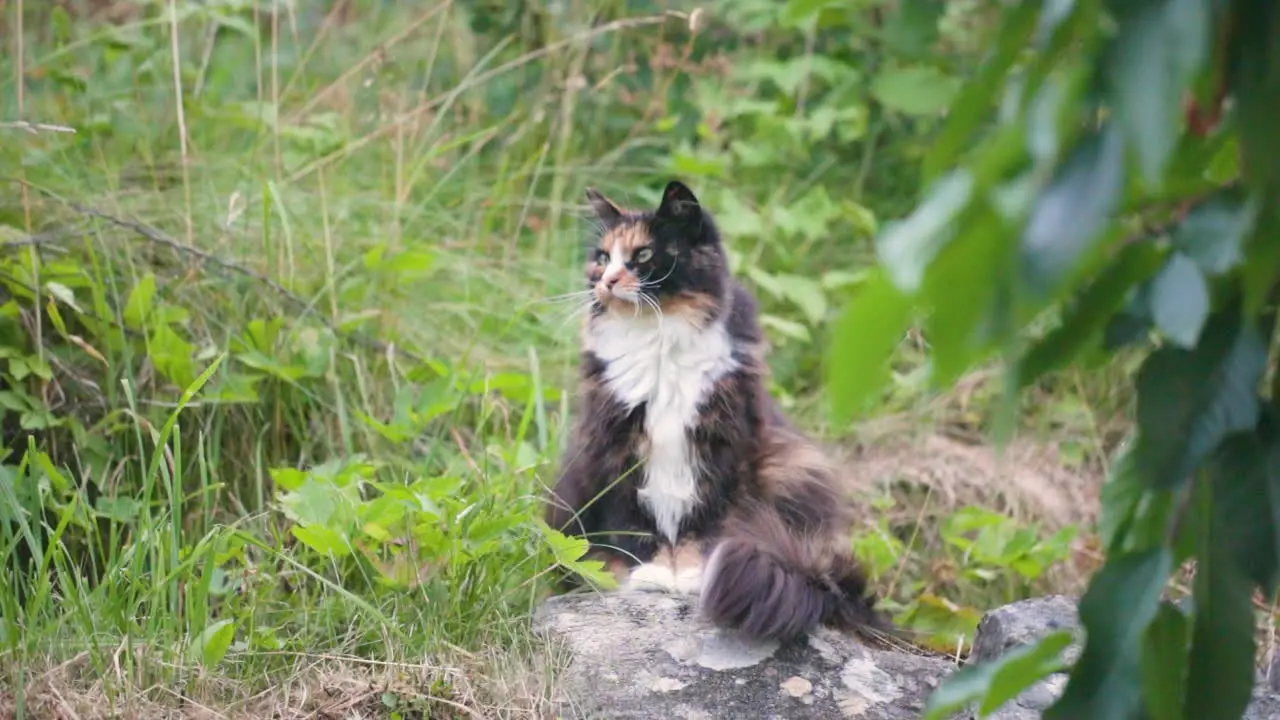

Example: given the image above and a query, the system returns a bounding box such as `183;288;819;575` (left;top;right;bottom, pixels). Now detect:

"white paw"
673;566;703;595
625;562;678;593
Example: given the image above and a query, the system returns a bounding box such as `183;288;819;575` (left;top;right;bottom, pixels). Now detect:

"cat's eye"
595;250;610;264
634;247;653;263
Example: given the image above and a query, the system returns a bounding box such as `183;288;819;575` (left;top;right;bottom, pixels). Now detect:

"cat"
544;180;887;643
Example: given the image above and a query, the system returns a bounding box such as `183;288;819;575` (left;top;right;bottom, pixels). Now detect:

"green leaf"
1148;253;1210;348
1241;204;1280;314
1097;440;1183;557
774;273;827;325
1107;0;1211;183
1020;123;1126;299
871;66;961;116
123;273;157;329
1229;3;1280;195
781;0;837;26
760;314;812;343
923;1;1042;184
1183;431;1267;719
826;269;913;425
193;619;237;668
877;170;974;292
1134;304;1268;489
44;281;82;313
149;322;197;388
883;0;943;57
1173;191;1259;276
291;524;352;557
1140;601;1190;720
1045;548;1174;719
923;201;1011;387
923;631;1074;720
1018;241;1166;388
1210;427;1279;594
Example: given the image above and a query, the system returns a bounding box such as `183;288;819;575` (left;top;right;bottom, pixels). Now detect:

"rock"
970;595;1082;666
968;596;1280;720
536;592;1280;720
533;591;955;719
966;595;1081;720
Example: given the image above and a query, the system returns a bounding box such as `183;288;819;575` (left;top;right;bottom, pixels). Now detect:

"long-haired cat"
545;180;886;642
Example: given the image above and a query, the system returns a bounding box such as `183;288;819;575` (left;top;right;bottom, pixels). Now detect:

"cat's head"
583;180;727;316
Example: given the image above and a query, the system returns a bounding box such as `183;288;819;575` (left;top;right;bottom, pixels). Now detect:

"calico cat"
545;180;885;643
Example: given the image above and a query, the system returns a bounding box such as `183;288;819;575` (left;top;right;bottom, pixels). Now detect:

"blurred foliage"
813;0;1280;718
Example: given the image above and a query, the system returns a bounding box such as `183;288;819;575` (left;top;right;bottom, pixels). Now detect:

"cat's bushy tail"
698;506;889;643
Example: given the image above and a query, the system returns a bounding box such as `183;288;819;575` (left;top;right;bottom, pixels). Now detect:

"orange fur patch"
601;223;652;258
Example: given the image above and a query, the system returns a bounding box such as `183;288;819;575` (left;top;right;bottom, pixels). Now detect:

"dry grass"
5;645;566;720
842;431;1102;533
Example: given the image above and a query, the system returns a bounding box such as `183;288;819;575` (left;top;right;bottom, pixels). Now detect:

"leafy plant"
826;0;1280;717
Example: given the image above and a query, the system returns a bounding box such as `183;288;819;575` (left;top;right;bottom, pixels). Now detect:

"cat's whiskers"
639;255;679;288
534;289;597;306
544;295;598;336
639;291;665;330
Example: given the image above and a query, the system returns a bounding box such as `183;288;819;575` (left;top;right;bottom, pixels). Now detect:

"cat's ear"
655;180;700;221
585;188;623;226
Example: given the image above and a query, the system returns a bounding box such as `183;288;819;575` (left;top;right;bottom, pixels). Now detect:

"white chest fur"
586;311;739;544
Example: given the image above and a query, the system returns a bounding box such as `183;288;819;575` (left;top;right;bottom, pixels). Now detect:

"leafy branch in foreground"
818;0;1280;718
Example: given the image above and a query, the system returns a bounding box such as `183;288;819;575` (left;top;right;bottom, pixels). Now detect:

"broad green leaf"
193;619;237;668
1044;548;1174;719
44;281;82;313
1018;241;1166;388
923;201;1010;387
877;170;974;292
149;322;197;388
1100;443;1141;548
1097;440;1183;557
781;0;837;25
760;314;811;343
1148;253;1210;348
279;476;361;529
871;66;961;116
291;524;352;557
826;269;913;425
1173;190;1258;275
922;631;1074;720
123;273;157;329
1183;433;1266;719
1020;123;1126;299
1140;601;1190;720
983;631;1075;714
1134;305;1268;489
883;0;943;57
923;1;1041;184
1241;204;1280;314
774;273;828;325
1107;0;1210;183
1230;3;1280;195
1210;428;1279;594
1104;287;1155;350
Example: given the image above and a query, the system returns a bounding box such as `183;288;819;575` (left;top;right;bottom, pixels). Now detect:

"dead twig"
0;120;77;134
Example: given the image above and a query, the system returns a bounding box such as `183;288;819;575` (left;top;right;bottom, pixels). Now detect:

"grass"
0;1;1123;717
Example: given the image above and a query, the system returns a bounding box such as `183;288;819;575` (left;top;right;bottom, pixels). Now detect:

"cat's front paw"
672;565;703;595
625;562;679;593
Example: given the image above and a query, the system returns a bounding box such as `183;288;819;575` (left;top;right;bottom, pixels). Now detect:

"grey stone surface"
967;595;1081;720
969;597;1280;720
533;591;955;719
536;592;1280;720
